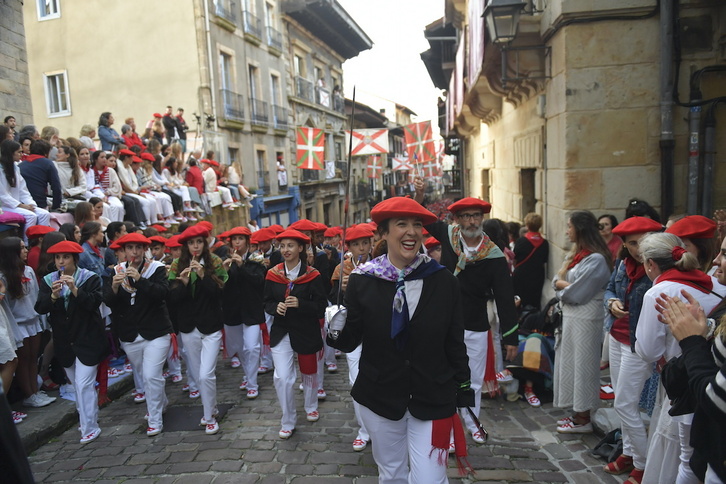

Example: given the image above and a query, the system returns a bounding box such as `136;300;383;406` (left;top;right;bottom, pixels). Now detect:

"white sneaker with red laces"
171;374;183;383
247;389;258;399
278;428;294;439
134;392;146;403
80;428;102;444
352;438;367;451
230;356;241;368
239;380;247;390
557;421;593;434
189;390;200;399
205;421;220;435
306;411;320;422
317;389;327;400
146;426;162;436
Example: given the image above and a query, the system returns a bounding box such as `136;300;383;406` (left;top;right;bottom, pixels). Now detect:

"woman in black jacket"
264;228;327;439
222;226;266;399
328;197;473;484
168;224;228;435
104;233;174;437
35;241;108;444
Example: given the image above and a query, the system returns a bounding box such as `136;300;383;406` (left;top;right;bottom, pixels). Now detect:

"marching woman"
602;217;663;482
552;211;612;434
35;241;109;444
263;229;327;439
168;225;227;435
329;224;375;452
103;233;174;437
635;232;726;484
221;226;266;399
327;197;473;483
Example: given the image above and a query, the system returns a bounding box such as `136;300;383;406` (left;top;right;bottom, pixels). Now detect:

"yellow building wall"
24;0;201;140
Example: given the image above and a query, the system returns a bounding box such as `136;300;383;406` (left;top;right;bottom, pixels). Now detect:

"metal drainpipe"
701;106;716;217
203;0;218;133
660;0;675;220
687;98;702;214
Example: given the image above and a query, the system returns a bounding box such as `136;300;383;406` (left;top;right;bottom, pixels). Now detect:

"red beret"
269;224;284;234
116;233;152;246
26;225;55;239
666;215;717;240
276;229;311;244
179;225;210;243
324;227;337;238
109;240;122;251
344;225;374;242
288;219;318;232
217;230;230;239
197;221;214;232
148;235;167;245
447;197;492;214
47;241;84;254
153;113;162;118
612;217;663;237
118;149;135;157
314;223;328;233
251;228;275;243
131;156;143;163
424;236;441;250
165;235;182;248
228;226;252;237
140;152;155;162
150;224;168;233
370;197;437;225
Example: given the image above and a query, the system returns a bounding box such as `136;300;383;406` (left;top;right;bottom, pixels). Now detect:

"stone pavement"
23;353;621;484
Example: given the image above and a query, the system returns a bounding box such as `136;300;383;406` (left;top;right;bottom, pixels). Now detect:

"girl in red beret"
263;229;327;439
168;227;228;434
35;241;109;444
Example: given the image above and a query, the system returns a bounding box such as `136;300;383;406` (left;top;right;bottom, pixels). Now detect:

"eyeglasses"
458;212;483;221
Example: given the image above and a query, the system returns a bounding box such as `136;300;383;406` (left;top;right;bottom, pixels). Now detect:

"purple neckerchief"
354;253;444;350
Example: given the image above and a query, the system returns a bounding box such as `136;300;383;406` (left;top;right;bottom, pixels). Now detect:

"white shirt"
285;260;302;281
117;163;139;192
53;161;87;198
0;164;35;208
202;167;217;193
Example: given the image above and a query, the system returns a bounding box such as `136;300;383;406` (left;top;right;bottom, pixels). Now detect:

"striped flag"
345;128;390;156
392;155;412;171
403;121;435;163
296;127;325;170
366;155;382;178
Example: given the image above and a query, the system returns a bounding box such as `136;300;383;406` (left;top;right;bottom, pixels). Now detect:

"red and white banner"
366;155;382;179
392;156;412;172
403;121;435;163
345;128;389;156
296;127;325;170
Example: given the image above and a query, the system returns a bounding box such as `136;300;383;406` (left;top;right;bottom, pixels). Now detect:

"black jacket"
35;272;109;367
168;257;226;335
263;264;327;354
103;263;174;342
222;254;266;326
329;269;470;421
426;221;519;346
512;236;549;309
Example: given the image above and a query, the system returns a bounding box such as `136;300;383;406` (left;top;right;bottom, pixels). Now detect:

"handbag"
661;355;695;416
591;428;623;462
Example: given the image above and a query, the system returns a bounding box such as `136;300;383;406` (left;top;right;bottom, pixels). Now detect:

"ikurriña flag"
403;121;435;163
366;155;382;179
345;128;390;156
296;127;325;170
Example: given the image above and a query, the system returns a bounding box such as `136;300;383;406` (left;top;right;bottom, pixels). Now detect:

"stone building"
424;0;726;271
1;0;33;127
22;0;371;227
281;0;372;225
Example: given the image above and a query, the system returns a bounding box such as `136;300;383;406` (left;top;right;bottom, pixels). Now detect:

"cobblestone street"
23;352;621;483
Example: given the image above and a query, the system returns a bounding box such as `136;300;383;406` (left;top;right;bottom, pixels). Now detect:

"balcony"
242;10;262;43
215;0;237;31
315;85;330;108
272;104;289;131
266;26;283;54
333;93;345;114
250;97;269;126
295;76;313;102
220;89;245;124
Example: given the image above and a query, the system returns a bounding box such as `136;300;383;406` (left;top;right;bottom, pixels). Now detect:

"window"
256;149;269;191
293;54;305;77
43;71;71;117
228;147;238;164
248;65;259;99
520;168;537;218
264;2;275;27
37;0;60;20
220;52;233;91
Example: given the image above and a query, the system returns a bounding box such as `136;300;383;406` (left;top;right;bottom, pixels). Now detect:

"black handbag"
661;355;695;416
591;428;623;462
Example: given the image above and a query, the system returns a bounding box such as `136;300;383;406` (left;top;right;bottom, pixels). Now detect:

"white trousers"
103;196;125;222
271;334;317;431
169;186;191;204
609;336;652;469
5;206;50;239
166;339;181;378
359;405;449;484
213;186;234;204
124;193;153;224
65;358;99;437
224;323;261;391
143;191;173;218
462;329;488;434
346;344;370;442
181;328;221;421
121;334;170;429
260;314;274;369
705;465;723;484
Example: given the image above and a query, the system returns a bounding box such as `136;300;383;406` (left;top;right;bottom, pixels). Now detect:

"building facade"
1;0;33;127
425;0;726;272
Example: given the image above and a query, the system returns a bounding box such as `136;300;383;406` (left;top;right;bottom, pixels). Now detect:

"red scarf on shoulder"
624;256;647;296
567;249;592;270
524;231;545;249
657;268;713;293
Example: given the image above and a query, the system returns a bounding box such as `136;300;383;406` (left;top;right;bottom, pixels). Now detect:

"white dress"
0;303;17;364
553;253;611;412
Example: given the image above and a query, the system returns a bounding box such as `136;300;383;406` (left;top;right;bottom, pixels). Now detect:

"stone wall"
0;0;33;126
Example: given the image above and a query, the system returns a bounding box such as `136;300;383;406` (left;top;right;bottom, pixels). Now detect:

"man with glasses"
414;179;518;446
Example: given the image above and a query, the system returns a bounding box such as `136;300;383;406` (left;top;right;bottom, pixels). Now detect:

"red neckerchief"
25;154;43;162
657;268;714;293
524;232;544;249
94;166;110;189
88;243;102;259
624;256;647;298
265;263;320;286
567;249;592;270
80;165;89;172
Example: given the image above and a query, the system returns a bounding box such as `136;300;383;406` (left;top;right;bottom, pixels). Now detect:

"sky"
337;0;445;125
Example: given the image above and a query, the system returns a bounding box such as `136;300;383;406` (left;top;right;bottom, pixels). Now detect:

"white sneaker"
37;391;56;405
23;393;53;408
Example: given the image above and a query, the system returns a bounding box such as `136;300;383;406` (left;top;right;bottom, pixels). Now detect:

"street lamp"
482;0;527;44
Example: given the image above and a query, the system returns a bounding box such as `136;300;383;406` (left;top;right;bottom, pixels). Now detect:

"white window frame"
37;0;61;21
43;70;71;117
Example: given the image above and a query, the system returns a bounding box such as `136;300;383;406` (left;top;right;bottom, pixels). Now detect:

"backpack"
591;428;623;463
